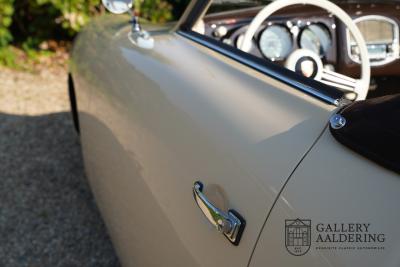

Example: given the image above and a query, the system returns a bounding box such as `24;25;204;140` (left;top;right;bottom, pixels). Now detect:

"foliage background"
0;0;189;68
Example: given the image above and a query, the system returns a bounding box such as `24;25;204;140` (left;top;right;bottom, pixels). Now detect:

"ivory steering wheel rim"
239;0;371;101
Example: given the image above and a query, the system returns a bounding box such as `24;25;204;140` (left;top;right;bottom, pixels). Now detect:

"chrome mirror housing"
102;0;133;14
101;0;154;49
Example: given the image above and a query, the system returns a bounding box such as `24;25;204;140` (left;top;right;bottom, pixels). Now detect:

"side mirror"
102;0;133;14
101;0;154;49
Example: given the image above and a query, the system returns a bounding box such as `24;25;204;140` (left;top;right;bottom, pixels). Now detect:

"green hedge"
0;0;100;49
0;0;14;47
0;0;189;51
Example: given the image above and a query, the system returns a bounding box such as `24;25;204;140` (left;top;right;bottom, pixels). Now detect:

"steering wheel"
239;0;370;101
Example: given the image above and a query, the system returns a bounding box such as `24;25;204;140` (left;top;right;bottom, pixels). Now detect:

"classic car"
68;0;400;266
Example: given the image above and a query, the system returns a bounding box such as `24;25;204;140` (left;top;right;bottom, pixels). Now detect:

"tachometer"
299;24;332;56
259;25;293;60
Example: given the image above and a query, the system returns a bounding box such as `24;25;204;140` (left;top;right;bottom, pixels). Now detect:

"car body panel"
250;128;400;267
70;15;338;267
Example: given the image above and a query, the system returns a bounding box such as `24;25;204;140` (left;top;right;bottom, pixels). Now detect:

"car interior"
192;0;400;100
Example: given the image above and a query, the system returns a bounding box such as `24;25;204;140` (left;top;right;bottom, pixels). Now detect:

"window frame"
175;0;347;106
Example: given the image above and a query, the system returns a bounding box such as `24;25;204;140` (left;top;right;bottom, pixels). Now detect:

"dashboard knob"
213;26;228;38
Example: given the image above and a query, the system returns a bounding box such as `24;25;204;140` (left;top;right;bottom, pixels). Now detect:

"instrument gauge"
300;24;332;56
259;25;293;60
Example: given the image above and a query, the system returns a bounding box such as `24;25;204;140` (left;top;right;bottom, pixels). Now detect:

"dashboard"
203;3;400;77
208;18;335;63
347;15;399;66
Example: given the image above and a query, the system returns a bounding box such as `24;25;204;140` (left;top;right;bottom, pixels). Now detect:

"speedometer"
300;24;332;56
259;25;293;60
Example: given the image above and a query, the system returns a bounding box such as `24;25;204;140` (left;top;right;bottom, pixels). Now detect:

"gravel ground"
0;67;121;267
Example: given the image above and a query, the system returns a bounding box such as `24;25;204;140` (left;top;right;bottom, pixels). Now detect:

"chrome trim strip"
346;15;400;66
177;30;342;106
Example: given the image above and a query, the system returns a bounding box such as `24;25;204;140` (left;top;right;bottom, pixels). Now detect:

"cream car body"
69;1;400;266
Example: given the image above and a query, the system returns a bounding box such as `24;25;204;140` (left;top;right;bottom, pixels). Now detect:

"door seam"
246;124;329;267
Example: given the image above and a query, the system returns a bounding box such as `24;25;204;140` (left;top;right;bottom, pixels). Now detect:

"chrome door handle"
193;181;245;246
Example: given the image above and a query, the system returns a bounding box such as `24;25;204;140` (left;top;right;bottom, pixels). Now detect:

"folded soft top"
330;94;400;174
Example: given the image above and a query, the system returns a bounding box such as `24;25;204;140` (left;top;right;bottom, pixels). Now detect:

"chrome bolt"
213;26;228;38
330;114;347;129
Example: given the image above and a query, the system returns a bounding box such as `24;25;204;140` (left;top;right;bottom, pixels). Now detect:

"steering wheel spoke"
320;69;358;92
240;0;371;101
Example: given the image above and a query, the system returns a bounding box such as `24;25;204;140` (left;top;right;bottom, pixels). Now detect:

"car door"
249;127;400;267
71;16;339;267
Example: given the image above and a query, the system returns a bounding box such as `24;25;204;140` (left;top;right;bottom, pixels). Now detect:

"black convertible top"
330;94;400;174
